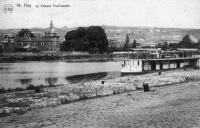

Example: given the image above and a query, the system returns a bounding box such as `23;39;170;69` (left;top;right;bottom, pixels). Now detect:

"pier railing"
129;53;200;60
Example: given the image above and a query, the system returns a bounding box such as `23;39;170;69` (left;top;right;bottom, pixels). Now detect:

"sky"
0;0;200;29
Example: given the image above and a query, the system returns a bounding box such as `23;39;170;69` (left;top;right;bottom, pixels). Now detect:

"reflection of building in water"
0;21;61;53
45;77;58;86
19;79;32;85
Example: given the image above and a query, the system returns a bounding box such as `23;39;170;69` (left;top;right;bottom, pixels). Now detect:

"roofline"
129;48;162;51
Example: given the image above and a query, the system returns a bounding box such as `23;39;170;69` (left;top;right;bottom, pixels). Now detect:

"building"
0;21;61;53
0;35;15;52
15;21;61;52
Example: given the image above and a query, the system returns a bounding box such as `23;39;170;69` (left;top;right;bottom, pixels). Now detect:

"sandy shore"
1;76;200;127
1;69;200;118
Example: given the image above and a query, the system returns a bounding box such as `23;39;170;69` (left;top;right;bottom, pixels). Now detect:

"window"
138;61;140;66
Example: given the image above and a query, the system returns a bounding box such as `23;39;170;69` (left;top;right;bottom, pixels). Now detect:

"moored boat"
121;48;200;74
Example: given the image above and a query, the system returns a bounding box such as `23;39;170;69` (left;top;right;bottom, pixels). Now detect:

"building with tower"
0;21;61;53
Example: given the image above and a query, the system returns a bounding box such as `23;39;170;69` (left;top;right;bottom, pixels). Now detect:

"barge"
121;48;200;74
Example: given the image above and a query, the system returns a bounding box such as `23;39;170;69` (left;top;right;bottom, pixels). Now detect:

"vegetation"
132;39;137;48
124;34;130;50
179;34;193;48
61;26;109;53
17;29;35;38
0;85;45;94
169;34;200;49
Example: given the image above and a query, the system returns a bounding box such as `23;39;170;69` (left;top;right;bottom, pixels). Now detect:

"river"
0;61;121;89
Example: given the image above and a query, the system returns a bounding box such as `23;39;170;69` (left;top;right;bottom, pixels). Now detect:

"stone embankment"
0;69;200;116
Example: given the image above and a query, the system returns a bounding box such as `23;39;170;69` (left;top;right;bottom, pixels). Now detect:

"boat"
121;48;200;74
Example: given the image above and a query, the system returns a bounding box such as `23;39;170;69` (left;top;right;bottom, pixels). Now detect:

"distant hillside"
1;26;200;46
103;26;200;47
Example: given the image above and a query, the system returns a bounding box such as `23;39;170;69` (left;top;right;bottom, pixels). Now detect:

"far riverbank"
0;52;128;63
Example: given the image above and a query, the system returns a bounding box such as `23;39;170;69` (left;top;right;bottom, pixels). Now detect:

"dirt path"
1;80;200;128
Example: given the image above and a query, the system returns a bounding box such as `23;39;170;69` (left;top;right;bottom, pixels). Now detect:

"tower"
50;20;55;33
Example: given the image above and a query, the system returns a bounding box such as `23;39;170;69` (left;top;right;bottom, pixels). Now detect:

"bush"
113;90;119;95
6;88;12;93
0;88;7;94
49;84;56;87
79;95;89;100
184;77;195;81
34;86;43;93
14;87;25;92
7;101;30;107
26;84;35;90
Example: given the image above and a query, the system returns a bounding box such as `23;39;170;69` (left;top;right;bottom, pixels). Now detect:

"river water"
0;61;121;89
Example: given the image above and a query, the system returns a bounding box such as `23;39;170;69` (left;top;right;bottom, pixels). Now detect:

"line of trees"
108;34;137;52
124;34;137;50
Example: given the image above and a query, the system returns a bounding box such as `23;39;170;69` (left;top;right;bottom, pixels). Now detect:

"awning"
23;44;37;49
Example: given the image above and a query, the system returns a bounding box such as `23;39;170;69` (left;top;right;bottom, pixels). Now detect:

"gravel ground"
1;69;200;115
1;79;200;128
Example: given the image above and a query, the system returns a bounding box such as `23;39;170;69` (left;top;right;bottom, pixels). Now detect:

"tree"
179;34;192;48
62;26;108;53
132;39;137;48
169;43;178;49
107;46;118;53
0;46;3;53
157;43;162;48
17;29;35;38
124;34;130;50
162;41;168;50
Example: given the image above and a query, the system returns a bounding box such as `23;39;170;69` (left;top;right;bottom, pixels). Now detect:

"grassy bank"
0;68;200;116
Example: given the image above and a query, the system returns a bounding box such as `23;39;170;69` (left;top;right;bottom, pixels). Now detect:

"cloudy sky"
0;0;200;29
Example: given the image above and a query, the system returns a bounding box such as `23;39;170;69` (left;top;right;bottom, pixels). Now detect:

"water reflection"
0;61;121;89
66;72;108;84
19;79;32;85
66;72;121;84
45;78;58;86
0;72;121;89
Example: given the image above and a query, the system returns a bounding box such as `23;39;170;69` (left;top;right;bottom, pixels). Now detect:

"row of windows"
40;47;58;51
1;43;15;47
0;44;59;51
122;60;141;66
16;42;59;46
150;51;159;54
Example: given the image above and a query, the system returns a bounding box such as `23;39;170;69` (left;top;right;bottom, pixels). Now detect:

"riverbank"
0;68;200;116
0;53;126;63
1;73;200;128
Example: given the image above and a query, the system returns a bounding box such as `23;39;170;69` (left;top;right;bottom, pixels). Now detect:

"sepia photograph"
0;0;200;127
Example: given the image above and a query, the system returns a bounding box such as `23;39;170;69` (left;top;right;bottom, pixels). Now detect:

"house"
15;21;61;52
